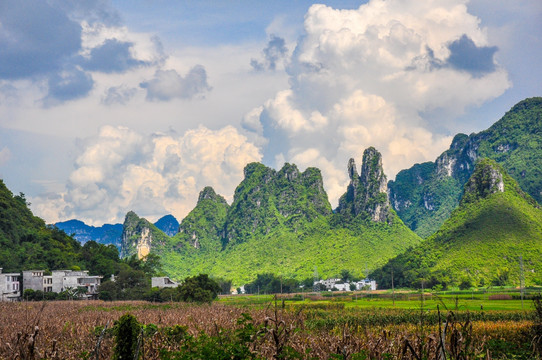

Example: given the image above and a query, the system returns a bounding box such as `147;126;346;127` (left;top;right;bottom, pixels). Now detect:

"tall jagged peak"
337;147;391;223
197;186;227;205
243;162;275;179
347;158;358;180
360;147;388;195
278;163;300;181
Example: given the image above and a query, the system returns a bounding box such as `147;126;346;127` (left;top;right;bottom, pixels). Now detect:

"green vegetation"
161;213;420;286
152;156;421;286
177;274;221;303
390;97;542;238
373;159;542;288
113;314;141;360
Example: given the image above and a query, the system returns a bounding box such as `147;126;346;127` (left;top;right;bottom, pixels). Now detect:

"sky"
0;0;541;226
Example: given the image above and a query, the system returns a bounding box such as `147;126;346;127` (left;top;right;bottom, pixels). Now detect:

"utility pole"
519;255;525;309
391;268;395;307
313;267;320;292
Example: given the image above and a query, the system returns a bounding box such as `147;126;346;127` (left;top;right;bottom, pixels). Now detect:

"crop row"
0;301;538;359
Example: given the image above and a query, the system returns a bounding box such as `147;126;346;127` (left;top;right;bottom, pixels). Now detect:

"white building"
354;279;377;291
314;278;377;291
151;277;178;288
23;269;102;298
0;268;20;301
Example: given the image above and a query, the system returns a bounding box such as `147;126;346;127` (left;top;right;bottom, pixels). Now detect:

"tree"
113;314;141;360
214;277;233;295
178;274;221;303
340;269;353;282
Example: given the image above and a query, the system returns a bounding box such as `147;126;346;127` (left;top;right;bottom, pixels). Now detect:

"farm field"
1;291;541;360
220;290;539;312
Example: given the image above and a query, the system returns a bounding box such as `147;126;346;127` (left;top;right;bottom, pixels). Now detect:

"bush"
458;278;473;290
113;314;141;360
178;274;221;303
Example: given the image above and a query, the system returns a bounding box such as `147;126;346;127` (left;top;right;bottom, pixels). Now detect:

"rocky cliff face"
120;211;169;259
337;147;392;223
462;160;504;202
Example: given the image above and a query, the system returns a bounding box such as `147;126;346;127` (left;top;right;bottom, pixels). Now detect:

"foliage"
244;273;300;294
533;295;542;356
177;274;221;303
113;313;141;360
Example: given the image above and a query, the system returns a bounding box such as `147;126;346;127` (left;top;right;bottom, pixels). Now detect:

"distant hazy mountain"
54;219;124;249
55;214;179;250
154;215;179;237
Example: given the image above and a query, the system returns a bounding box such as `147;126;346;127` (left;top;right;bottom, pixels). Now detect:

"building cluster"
314;278;377;291
0;268;102;301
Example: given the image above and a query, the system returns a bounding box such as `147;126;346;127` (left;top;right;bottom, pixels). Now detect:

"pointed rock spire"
337;147;391;223
347;158;358;180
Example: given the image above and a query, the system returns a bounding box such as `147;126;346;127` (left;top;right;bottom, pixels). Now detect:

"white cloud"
251;0;510;207
140;66;211;101
32;125;261;225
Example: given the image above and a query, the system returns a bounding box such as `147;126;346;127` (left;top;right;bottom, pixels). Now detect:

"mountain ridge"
151;148;421;285
372;158;542;288
389;97;542;238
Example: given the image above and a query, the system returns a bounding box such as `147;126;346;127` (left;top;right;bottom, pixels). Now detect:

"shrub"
178;274;221;303
113;314;141;360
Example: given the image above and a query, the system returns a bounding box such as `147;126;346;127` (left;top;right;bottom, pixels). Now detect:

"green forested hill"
372;159;542;288
0;180;123;278
389;97;542;238
155;148;421;286
0;180;82;272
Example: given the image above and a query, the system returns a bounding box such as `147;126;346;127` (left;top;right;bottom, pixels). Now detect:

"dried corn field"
0;300;537;359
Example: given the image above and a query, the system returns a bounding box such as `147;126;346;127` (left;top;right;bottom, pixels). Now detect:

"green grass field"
218;288;542;312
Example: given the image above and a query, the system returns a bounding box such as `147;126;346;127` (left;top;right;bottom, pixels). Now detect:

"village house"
23;269;102;299
151;276;178;288
0;268;20;301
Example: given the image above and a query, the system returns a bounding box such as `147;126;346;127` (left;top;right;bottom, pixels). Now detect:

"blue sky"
0;0;540;225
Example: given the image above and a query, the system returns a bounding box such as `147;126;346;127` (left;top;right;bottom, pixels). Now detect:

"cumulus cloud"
246;0;510;206
251;35;289;71
83;39;148;73
45;67;94;104
0;0;167;106
140;66;212;101
101;85;137;106
32;125;261;225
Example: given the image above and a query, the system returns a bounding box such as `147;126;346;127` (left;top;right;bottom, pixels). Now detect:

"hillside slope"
389;97;542;237
373;159;542;288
